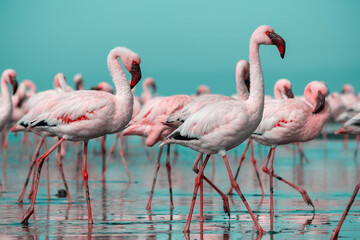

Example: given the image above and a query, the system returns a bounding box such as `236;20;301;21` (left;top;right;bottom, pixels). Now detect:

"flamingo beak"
90;86;101;91
313;92;326;114
130;63;142;89
268;32;286;59
10;77;18;94
76;81;83;91
285;88;294;98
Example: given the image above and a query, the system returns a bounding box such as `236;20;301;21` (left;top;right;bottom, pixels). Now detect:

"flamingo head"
2;69;18;94
341;84;355;94
53;73;66;89
90;82;114;94
196;85;211;95
236;60;250;92
74;73;84;90
252;25;286;58
143;77;156;92
275;79;294;99
306;81;328;114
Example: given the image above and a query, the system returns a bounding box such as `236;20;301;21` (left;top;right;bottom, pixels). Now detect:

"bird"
140;77;156;105
196;85;211;95
249;81;329;231
161;25;286;234
331;114;360;239
0;69;18;192
16;46;142;225
74;73;84;90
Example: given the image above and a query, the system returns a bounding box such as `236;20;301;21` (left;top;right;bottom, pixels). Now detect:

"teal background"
0;0;359;96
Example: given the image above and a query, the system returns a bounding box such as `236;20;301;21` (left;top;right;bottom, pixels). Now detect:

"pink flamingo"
17;46;142;224
196;85;211;95
140;77;156;105
162;25;285;234
0;69;18;192
331;113;360;239
228;77;294;196
74;73;84;90
250;81;329;231
12;73;75;204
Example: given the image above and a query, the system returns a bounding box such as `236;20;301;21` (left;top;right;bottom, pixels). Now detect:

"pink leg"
262;149;315;211
18;137;45;204
227;140;250;195
165;145;174;210
222;154;265;234
211;155;215;180
354;135;360;161
101;133;120;182
75;142;82;182
344;134;349;150
44;139;50;200
82;141;93;224
184;155;210;233
0;177;3;194
21;138;66;224
199;156;204;223
100;135;107;176
331;180;360;240
22;132;28;154
56;139;72;203
2;127;9;175
146;146;164;210
191;153;230;217
267;148;275;231
119;136;131;183
250;140;265;197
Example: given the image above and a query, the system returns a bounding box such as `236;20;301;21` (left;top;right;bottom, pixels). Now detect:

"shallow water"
1;124;360;239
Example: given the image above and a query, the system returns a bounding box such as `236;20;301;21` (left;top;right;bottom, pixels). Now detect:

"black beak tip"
281;53;285;59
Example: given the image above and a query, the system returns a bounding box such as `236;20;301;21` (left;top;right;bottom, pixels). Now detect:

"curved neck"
107;52;132;96
142;83;151;98
235;67;249;101
1;77;13;118
274;86;282;99
246;39;264;117
304;85;315;106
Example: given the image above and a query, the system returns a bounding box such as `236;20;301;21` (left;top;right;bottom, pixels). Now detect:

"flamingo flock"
0;25;359;239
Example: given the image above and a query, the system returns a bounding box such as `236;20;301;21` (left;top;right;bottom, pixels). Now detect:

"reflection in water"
0;127;359;239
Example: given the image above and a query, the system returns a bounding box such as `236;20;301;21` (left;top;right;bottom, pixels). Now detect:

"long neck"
246;39;264;117
107;52;132;96
142;82;151;100
0;77;13;128
274;86;282;99
236;67;249;101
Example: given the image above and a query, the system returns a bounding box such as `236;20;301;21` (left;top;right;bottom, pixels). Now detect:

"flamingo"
74;73;84;90
249;81;329;231
16;46;142;224
228;77;295;196
331;112;360;239
0;69;18;192
162;25;286;234
196;85;211;95
12;73;76;204
140;77;156;105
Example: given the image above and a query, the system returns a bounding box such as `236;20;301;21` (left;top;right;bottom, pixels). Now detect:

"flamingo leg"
354;135;360;161
75;142;82;182
56;139;72;203
192;153;230;217
82;141;93;224
2;127;9;175
0;177;3;194
18;137;44;204
227;140;250;195
101;133;119;182
222;153;265;234
199;155;204;223
331;180;360;240
268;147;275;232
146;146;164;210
184;155;210;233
165;144;174;210
100;135;107;177
262;148;315;212
44;139;50;200
21;138;66;224
211;155;215;180
119;136;131;183
22;132;28;154
250;140;265;197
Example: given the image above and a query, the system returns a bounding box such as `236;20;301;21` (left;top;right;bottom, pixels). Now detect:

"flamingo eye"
266;31;270;35
133;61;138;65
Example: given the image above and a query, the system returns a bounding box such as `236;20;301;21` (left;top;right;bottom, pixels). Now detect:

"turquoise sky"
0;0;359;96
